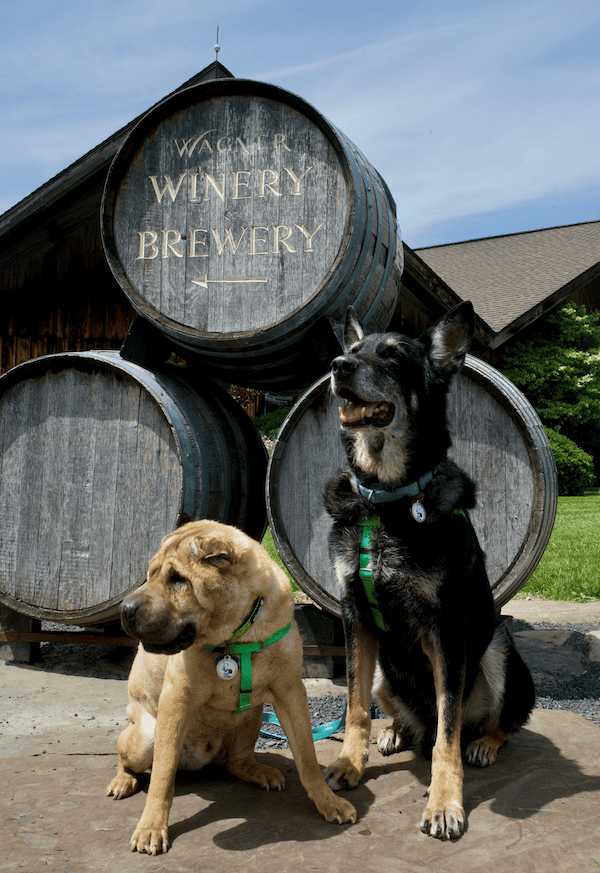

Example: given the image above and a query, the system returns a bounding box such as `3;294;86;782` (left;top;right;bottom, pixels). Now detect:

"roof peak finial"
215;25;220;61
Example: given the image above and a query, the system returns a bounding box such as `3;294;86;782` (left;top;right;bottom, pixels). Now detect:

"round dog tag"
411;500;426;523
216;655;238;680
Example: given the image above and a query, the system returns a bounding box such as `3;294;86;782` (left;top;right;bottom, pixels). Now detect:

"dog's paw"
229;761;286;791
464;737;499;768
106;772;138;800
324;758;363;791
377;726;405;756
130;825;169;856
420;801;465;840
252;763;286;791
314;791;358;824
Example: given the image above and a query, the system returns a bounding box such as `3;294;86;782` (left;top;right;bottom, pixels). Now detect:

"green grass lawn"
261;526;299;591
519;496;600;601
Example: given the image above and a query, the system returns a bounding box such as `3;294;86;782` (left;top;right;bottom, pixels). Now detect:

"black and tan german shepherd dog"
323;301;534;840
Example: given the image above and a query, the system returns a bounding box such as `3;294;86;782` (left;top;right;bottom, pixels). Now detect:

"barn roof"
416;221;600;347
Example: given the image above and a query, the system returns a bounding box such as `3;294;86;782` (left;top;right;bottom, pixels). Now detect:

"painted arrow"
191;274;268;289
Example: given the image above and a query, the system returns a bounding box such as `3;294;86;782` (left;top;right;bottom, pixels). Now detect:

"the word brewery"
136;131;327;261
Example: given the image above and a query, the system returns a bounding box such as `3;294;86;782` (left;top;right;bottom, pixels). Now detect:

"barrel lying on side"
0;351;267;625
101;78;402;390
266;355;557;614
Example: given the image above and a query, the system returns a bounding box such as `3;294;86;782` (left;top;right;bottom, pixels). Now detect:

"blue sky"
1;0;598;248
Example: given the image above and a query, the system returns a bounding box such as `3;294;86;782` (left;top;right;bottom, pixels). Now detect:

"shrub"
251;406;291;439
546;427;595;495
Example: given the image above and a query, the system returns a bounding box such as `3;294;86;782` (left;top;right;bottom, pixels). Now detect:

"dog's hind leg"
106;705;156;800
464;622;534;769
226;705;287;791
325;620;378;791
465;725;508;767
373;667;420;756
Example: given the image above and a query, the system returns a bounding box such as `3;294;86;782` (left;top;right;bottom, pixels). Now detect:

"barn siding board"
0;177;136;381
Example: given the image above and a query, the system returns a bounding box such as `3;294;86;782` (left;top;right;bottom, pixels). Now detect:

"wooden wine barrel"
0;351;267;625
101;78;402;390
266;355;557;614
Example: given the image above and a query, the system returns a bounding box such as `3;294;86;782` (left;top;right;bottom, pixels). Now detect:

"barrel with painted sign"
266;356;557;614
101;78;402;390
0;351;267;625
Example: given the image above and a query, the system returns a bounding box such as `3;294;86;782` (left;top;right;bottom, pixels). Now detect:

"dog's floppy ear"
424;301;474;374
188;538;231;569
343;306;365;350
203;552;231;569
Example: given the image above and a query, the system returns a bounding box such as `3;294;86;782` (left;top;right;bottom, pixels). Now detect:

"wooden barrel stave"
266;356;557;615
0;351;267;624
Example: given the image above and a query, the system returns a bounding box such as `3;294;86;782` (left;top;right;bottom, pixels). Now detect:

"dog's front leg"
130;679;191;855
420;637;465;840
325;616;377;791
271;683;357;824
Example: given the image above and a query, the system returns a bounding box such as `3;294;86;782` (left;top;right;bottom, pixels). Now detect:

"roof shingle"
416;221;600;336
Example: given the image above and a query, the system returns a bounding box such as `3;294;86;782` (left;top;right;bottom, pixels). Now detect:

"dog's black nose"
120;596;141;632
120;599;138;621
332;355;357;380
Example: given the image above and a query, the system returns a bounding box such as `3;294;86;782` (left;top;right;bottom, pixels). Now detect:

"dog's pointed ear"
424;301;474;374
344;306;365;351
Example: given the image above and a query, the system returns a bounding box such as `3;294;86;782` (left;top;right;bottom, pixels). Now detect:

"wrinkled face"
119;525;237;655
330;330;424;434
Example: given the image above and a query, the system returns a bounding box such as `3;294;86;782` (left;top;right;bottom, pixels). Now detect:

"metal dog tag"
216;655;239;680
411;500;426;523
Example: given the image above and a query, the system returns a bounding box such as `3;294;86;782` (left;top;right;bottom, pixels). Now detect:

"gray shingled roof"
416;221;600;340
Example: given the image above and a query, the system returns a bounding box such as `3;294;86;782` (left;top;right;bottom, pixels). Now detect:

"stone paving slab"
2;602;600;871
2;710;600;873
502;599;600;625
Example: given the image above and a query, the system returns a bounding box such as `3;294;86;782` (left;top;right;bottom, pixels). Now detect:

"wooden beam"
0;631;136;647
0;631;346;658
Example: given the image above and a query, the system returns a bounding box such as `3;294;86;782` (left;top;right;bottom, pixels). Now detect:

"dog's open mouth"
338;397;394;428
140;622;197;656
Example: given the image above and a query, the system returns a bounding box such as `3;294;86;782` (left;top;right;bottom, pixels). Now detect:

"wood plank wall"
0;176;136;378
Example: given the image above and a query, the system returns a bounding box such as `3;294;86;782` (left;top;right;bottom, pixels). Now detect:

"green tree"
502;302;600;472
545;427;595;495
503;302;600;431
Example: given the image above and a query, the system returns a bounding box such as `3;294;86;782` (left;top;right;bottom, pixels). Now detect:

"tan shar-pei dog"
106;520;356;854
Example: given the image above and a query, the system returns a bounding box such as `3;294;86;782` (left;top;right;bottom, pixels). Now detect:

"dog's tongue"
339;400;390;424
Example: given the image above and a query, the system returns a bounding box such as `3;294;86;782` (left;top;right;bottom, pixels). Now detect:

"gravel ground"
256;618;600;750
513;619;600;730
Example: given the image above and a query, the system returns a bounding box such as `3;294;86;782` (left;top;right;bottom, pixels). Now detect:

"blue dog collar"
355;469;434;504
